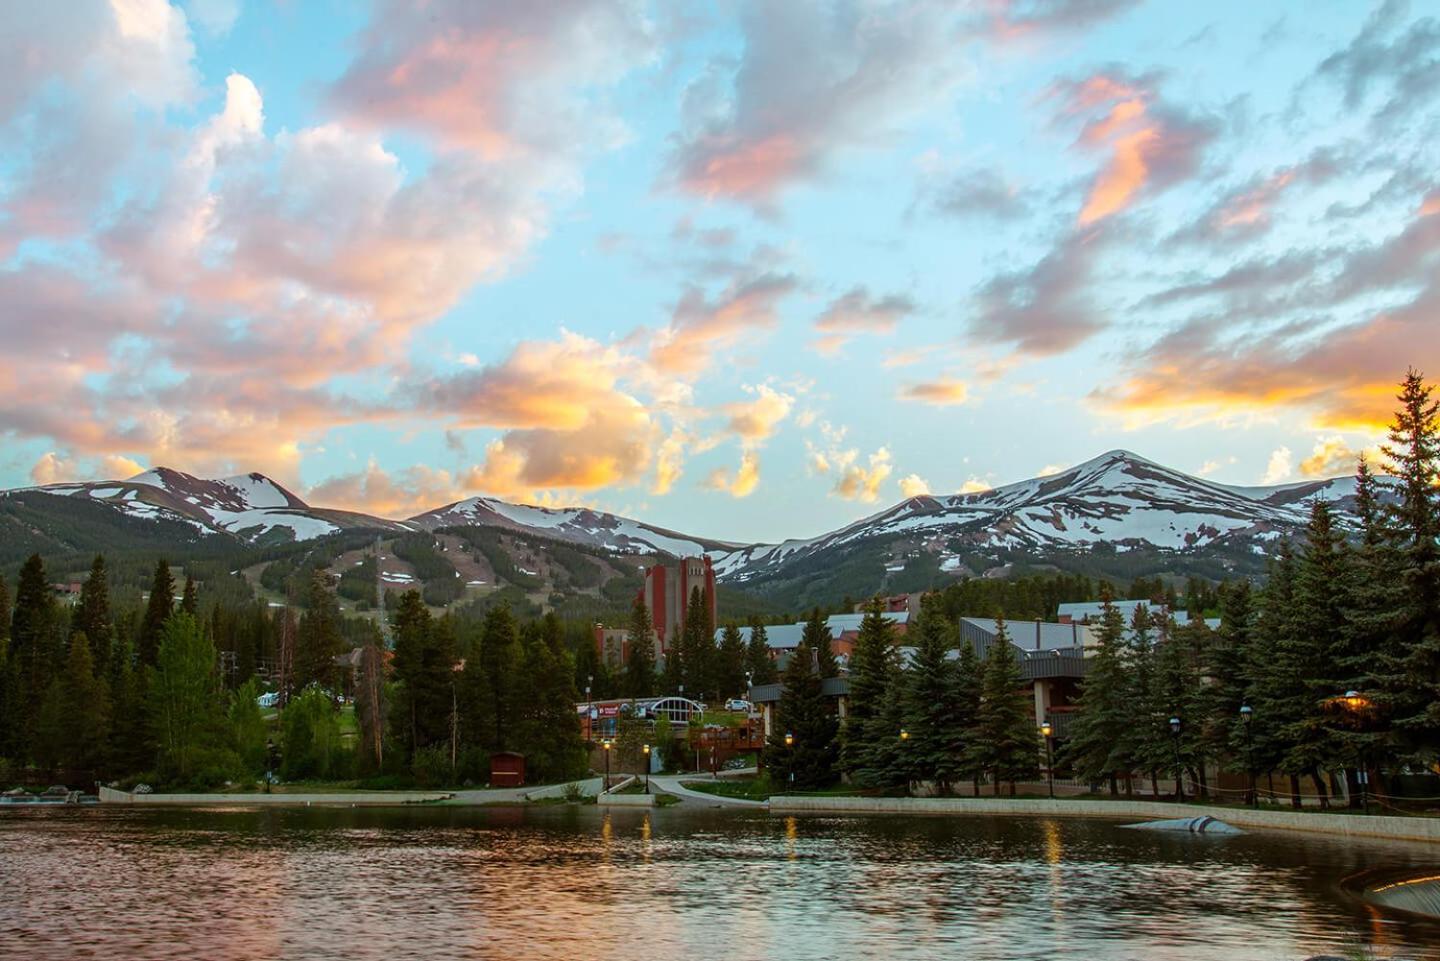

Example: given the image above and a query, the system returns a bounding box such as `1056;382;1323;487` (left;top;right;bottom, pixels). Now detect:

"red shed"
490;752;526;788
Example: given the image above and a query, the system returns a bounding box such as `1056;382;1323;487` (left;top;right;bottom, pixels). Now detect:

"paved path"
449;777;605;805
648;774;767;808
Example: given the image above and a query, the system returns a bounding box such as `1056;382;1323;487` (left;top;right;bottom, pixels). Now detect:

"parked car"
256;691;279;708
723;698;752;712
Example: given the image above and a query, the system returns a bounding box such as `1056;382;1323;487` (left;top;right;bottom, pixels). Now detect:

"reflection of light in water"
641;813;652;849
1043;819;1063;865
601;812;612;846
786;815;798;860
1042;819;1066;929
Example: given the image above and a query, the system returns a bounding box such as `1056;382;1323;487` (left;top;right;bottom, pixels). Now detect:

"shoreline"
767;795;1440;845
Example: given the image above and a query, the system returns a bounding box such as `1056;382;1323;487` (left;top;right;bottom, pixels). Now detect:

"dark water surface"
2;805;1438;960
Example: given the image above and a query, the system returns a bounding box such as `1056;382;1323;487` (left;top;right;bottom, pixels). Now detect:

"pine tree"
389;591;449;759
1066;592;1131;794
1376;370;1440;764
75;555;114;679
903;596;964;794
838;598;897;786
745;618;776;685
33;631;111;775
10;553;60;759
972;614;1039;795
803;608;838;679
295;570;343;693
138;560;175;668
1202;582;1254;780
107;635;152;778
763;637;838;791
952;639;985;795
679;586;714;698
474;603;518;751
0;573;16;763
354;643;387;774
623;597;657;699
511;613;585;783
180;575;199;616
715;622;747;699
1246;543;1307;807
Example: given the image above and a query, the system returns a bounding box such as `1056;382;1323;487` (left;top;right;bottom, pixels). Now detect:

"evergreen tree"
1246;544;1307;806
1376;370;1440;764
33;631;111;775
511;613;585;783
1066;592;1131;794
952;639;985;796
180;575;199;616
972;614;1039;794
745;618;776;685
138;560;175;668
107;635;152;778
75;555;114;679
838;598;897;786
389;591;451;759
0;574;15;763
903;596;966;794
295;570;343;692
146;613;223;783
474;603;519;750
763;637;838;790
715;622;747;700
623;597;657;699
354;643;388;775
11;553;60;759
1202;582;1254;780
679;586;714;698
803;607;838;679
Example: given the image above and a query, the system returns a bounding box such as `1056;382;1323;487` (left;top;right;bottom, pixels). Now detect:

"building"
593;625;663;673
640;555;716;647
714;611;911;670
1057;599;1221;629
857;593;924;618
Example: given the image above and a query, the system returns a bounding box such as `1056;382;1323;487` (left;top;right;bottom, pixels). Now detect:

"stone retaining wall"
767;795;1440;844
98;786;452;806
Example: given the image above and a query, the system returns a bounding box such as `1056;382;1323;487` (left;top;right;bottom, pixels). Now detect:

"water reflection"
0;806;1437;961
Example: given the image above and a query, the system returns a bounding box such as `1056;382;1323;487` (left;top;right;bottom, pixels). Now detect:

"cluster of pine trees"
762;599;1040;794
0;550;587;790
1068;371;1440;807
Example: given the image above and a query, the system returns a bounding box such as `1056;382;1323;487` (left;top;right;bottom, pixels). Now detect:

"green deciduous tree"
280;687;343;780
147;613;225;783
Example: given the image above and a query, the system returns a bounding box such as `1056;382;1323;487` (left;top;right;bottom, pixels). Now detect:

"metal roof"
715;612;907;650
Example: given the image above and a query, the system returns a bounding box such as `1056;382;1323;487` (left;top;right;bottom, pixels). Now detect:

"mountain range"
3;450;1360;597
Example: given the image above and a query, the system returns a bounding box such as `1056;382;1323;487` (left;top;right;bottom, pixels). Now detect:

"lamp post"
585;677;593;742
1239;704;1256;808
1339;690;1372;815
602;738;612;791
899;728;910;796
784;731;794;792
1040;721;1054;799
643;743;651;795
1168;716;1184;802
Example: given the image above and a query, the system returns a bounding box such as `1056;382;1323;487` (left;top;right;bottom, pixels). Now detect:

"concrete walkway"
649;774;767;808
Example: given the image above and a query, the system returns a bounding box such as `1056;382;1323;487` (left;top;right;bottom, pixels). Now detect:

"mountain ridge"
5;450;1366;585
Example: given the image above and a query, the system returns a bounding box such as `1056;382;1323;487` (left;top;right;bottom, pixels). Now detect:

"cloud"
650;270;798;375
1196;457;1235;476
308;461;465;518
1050;71;1216;226
1262;447;1293;485
968;227;1107;354
1315;0;1440;131
722;385;795;443
665;0;967;207
101;454;146;478
899;376;970;406
958;477;994;494
330;0;654;159
921;167;1029;221
184;0;238;35
898;473;931;497
968;0;1143;40
1036;464;1065;477
1168;149;1342;248
703;450;761;498
1298;436;1369;478
652;430;687;496
832;447;893;502
30;452;78;486
812;287;915;354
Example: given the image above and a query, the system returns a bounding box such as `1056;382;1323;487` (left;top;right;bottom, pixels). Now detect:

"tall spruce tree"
715;622;747;700
745;618;776;685
75;555;114;679
389;591;449;759
972;614;1039;795
295;570;343;692
623;597;657;699
11;553;60;759
678;586;714;698
33;631;111;775
763;637;838;790
803;607;839;679
1246;543;1308;807
474;603;519;751
952;639;985;796
1376;370;1440;764
902;596;964;794
1066;593;1131;794
180;575;199;616
838;599;897;786
138;560;175;668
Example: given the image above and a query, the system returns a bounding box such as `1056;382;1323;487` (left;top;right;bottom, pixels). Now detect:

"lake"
2;805;1438;960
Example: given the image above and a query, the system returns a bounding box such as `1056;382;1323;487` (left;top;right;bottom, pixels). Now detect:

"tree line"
0;553;587;790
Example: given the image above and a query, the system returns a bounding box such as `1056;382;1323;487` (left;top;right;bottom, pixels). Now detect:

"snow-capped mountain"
708;450;1367;582
23;467;404;543
6;450;1363;574
407;496;746;556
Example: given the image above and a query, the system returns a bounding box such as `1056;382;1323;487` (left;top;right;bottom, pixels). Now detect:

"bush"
411;745;454;788
280;687;344;780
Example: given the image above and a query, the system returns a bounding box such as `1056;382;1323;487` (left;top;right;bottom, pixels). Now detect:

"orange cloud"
899;377;970;406
703;450;761;499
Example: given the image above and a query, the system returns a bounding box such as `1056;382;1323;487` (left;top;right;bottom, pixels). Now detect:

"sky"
2;0;1438;543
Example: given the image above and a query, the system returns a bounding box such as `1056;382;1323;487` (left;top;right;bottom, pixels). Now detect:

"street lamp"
602;738;612;791
899;728;911;796
784;731;794;792
1168;716;1183;802
643;743;651;795
1239;704;1256;808
1338;690;1373;814
585;677;593;742
1040;721;1055;799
